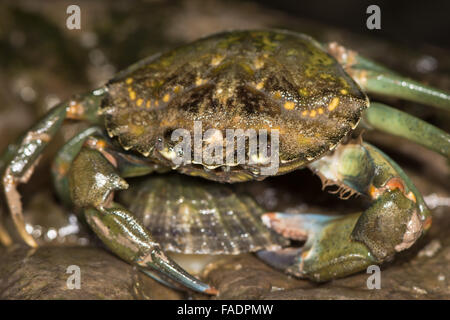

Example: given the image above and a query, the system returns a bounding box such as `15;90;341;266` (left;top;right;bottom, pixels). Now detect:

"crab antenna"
326;42;450;112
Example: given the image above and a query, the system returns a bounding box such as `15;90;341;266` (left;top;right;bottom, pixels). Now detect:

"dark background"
257;0;450;48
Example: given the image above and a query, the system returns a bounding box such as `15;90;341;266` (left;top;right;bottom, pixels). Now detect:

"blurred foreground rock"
0;246;182;299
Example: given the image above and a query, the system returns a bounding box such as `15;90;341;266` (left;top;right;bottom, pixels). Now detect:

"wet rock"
201;254;309;300
0;246;183;299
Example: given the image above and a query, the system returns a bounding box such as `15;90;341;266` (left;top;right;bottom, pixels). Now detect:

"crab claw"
258;212;340;278
261;212;336;242
69;147;218;295
258;212;376;281
84;205;218;295
259;142;431;282
136;248;218;295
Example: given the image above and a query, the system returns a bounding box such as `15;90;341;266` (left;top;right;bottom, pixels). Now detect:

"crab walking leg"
1;105;66;247
0;142;15;245
0;211;12;246
0;90;104;247
362;102;450;159
1;135;30;246
327;42;450;112
259;142;431;282
68;147;217;295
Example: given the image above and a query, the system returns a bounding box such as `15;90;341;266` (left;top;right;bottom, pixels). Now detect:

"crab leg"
67;144;216;294
0;211;12;246
1;105;66;247
259;141;430;281
50;130;216;295
327;42;450;112
0;142;14;245
362;102;450;159
0;90;104;247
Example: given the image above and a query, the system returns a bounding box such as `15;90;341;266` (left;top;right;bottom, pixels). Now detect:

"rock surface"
0;246;182;299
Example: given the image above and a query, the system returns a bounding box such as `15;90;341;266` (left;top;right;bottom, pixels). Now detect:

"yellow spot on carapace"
146;100;151;108
160;119;177;127
130;125;145;136
232;115;242;124
339;77;350;88
173;85;182;93
262;36;277;50
136;98;143;107
239;62;254;76
287;49;297;56
296;135;313;145
126;78;133;84
163;93;170;103
255;81;265;90
340;89;348;95
320;73;333;80
318;108;324;114
129;90;136;101
298;88;309;96
273;91;282;99
283;101;295;110
302;110;308;116
253;57;265;69
195;77;204;86
328;97;340;111
310;110;317;117
211;54;224;66
154;100;159;107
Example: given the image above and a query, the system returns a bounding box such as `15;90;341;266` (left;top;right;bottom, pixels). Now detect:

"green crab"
1;30;449;295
